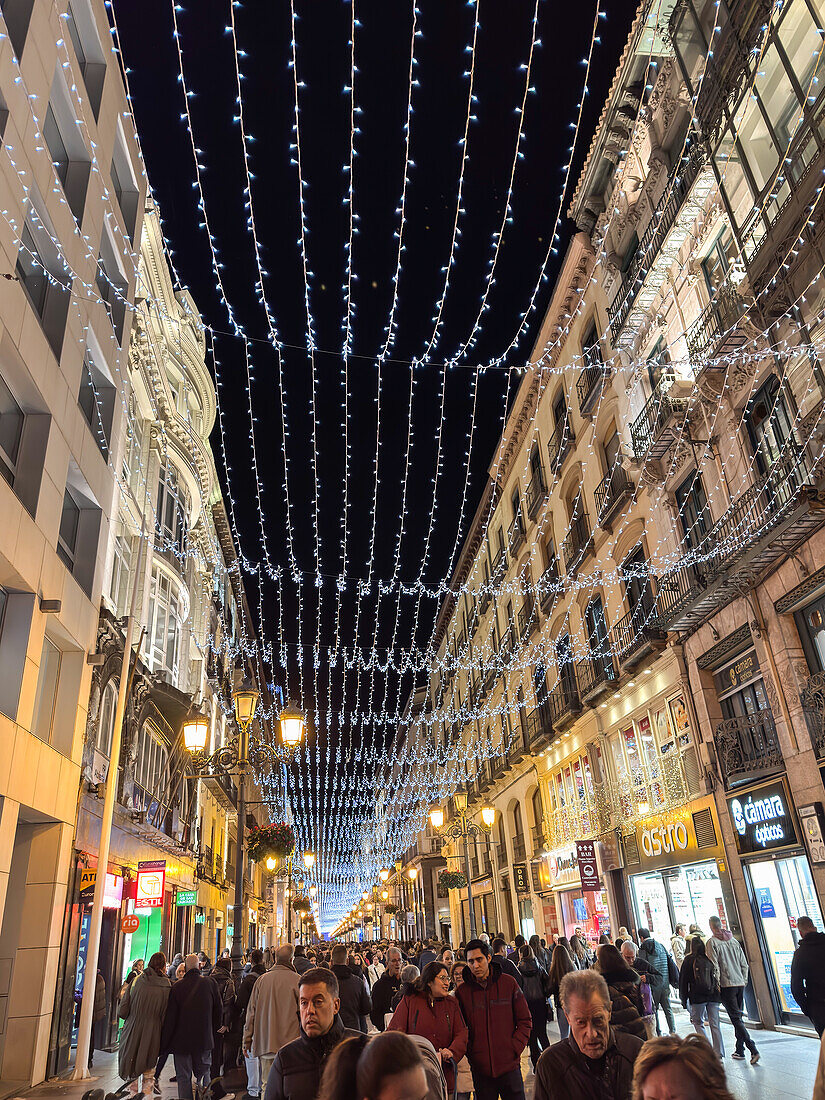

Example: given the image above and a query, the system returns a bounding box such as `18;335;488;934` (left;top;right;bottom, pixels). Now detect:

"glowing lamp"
481;805;496;829
379;868;390;882
638;798;650;817
232;678;260;729
429;807;445;829
454;791;468;812
407;867;418;881
303;851;315;870
279;704;306;746
381;890;388;900
182;710;209;753
265;856;277;871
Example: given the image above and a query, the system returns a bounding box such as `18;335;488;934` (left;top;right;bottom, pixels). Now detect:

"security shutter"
683;745;702;796
623;832;641;866
692;806;717;849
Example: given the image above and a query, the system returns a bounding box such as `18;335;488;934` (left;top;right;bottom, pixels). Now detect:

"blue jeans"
689;1000;724;1058
244;1051;261;1097
173;1051;211;1100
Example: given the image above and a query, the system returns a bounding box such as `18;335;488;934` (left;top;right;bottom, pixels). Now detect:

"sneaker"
731;1053;746;1060
751;1051;760;1065
152;1083;161;1095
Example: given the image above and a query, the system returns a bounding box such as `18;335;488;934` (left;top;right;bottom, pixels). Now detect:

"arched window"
531;787;543;830
146;565;183;681
96;679;118;757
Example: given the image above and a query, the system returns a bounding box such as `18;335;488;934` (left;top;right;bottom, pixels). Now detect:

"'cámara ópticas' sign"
726;779;798;855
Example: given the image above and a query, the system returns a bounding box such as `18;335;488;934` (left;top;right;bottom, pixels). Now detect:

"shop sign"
596;831;623;872
546;845;580;888
727;780;797;855
136;861;166;908
513;863;530;894
79;869;123;909
576;841;600;890
176;890;197;907
799;803;825;863
121;914;140;934
714;649;760;695
641;819;690;859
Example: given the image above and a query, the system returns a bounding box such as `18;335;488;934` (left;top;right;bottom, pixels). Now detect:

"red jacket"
456;960;532;1078
388;991;468;1089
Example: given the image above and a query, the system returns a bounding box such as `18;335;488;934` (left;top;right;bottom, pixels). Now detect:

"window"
122;395;144;493
701;233;738;296
31;637;61;744
0;373;24;488
96;253;127;344
96;679;117;757
1;0;34;60
43;105;69;187
44;69;92;222
745;375;796;477
16;215;72;359
78;353;114;457
57;488;80;570
585;596;611;676
622;546;654;617
63;1;106;119
109;524;132;616
134;721;170;803
156;463;189;567
675;471;711;550
146;565;183;681
110;127;140;241
582;319;603;368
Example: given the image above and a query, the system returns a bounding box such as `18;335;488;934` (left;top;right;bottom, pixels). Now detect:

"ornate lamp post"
429;792;495;939
183;681;305;982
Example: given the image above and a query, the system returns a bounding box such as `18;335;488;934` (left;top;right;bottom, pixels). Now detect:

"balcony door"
675;470;711;551
623;546;654;620
746;375;795;478
585;596;611;677
557;634;576;700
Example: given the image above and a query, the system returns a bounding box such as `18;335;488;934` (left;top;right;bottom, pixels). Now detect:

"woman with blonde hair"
632;1034;737;1100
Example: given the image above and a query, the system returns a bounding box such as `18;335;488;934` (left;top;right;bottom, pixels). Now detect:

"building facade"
415;0;825;1036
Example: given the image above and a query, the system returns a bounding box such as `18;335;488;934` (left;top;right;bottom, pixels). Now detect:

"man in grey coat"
706;916;759;1063
118;952;171;1095
637;929;675;1036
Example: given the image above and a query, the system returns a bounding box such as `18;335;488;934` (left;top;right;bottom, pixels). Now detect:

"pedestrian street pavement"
6;1003;822;1100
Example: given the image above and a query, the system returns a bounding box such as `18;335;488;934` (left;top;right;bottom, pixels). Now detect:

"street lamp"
183;676;304;982
303;851;316;872
429;795;496;939
379;868;390;883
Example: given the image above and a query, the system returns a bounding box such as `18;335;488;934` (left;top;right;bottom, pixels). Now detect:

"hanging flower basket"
439;869;468;891
384;903;399;914
247;822;296;864
292;895;311;914
363;913;374;924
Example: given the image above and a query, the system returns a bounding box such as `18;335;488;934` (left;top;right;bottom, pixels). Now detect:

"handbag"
667;953;680;988
640;978;654;1016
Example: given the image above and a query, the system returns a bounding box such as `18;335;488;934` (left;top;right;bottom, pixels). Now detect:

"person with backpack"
678;936;723;1058
594;944;646;1041
517;944;552;1069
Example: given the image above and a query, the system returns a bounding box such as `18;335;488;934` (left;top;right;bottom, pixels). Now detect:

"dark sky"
112;0;635;924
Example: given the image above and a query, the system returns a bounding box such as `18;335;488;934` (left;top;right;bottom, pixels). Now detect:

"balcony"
658;449;825;633
507;720;527;767
547;421;576;475
801;672;825;759
610;598;666;668
539;560;560;614
713;706;783;787
491;546;508;584
562;512;593;576
512;834;527;863
479;586;492;615
524;702;554;751
630;374;693;461
518;598;538;643
686;280;747;362
547;677;582;732
526;467;548;518
578;654;618;702
577;360;609;418
595;466;634;532
609;145;706;344
201;766;238;810
509;514;526;557
531;821;549;856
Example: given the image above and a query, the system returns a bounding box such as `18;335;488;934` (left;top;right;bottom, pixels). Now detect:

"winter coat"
388;991;468;1091
212;965;236;1029
166;955;184;983
331;964;371;1033
678;954;720;1007
370;971;402;1031
366;961;385;988
494;951;525;988
231;963;266;1040
534;1028;643;1100
670;935;687;969
263;1018;360;1100
791;930;825;1016
243;962;300;1057
160;968;221;1056
455;958;532;1079
598;963;646;1041
118;967;171;1080
292;954;313;974
518;958;549;1004
418;949;437;970
638;937;669;996
706;930;749;988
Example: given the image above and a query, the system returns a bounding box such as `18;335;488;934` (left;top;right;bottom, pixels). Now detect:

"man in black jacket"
369;947;402;1030
791;916;825;1035
330;945;371;1032
264;968;359;1100
493;937;525;988
292;947;313;975
233;949;267;1098
535;970;642;1100
161;955;221;1100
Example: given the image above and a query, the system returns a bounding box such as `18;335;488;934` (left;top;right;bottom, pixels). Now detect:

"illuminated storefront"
543;840;618;945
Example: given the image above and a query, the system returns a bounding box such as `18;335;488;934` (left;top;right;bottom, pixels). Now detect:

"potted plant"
247;821;296;863
384;902;399;914
439;869;468;890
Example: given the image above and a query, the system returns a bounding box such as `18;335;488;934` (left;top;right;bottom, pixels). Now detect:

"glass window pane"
32;637;60;744
0;373;23;482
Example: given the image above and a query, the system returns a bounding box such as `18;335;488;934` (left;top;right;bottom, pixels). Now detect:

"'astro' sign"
727;780;797;855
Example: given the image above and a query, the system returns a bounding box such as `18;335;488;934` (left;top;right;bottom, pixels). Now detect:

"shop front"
623;795;737;943
725;778;825;1028
459;877;496;940
544;842;615;947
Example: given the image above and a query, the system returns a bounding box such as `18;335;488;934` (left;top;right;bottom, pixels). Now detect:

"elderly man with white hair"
534;970;643;1100
370;946;403;1030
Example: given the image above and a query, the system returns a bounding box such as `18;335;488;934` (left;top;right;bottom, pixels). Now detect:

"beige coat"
243;962;300;1057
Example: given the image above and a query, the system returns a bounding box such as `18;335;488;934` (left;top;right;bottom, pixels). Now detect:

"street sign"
176;890;197;907
121;915;140;934
576;841;600;891
136;860;166;908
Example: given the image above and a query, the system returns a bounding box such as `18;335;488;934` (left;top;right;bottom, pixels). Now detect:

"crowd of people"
109;917;825;1100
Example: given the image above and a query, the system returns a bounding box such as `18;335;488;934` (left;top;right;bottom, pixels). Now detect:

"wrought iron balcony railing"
801;671;825;759
577;358;609;417
713;706;782;787
491;546;508;584
562;512;593;574
524;702;554;751
630;374;692;461
686;280;747;361
531;821;549;855
547;421;575;474
578;654;619;700
594;466;634;530
512;834;527;863
526;467;548;518
539;559;560;613
610;596;666;666
547;676;582;731
518;598;538;642
509;513;526;556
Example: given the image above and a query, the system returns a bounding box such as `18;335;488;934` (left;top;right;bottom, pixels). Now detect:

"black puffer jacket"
598;963;646;1041
518;958;548;1003
331;964;371;1033
263;1018;360;1100
535;1029;643;1100
791;930;825;1015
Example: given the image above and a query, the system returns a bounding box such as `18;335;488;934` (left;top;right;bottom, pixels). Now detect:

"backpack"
667;953;679;987
691;956;719;999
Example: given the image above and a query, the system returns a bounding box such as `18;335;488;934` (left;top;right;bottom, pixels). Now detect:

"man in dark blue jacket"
638;928;676;1035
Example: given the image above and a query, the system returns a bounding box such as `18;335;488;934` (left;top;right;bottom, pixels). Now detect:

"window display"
631;860;728;940
559;887;611;944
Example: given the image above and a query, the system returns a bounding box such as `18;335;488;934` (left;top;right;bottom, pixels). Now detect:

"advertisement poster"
775;951;802;1012
668;694;690;735
136;860;166;908
756;887;776;919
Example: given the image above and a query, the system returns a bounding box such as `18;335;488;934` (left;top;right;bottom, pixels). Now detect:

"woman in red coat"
388;960;468;1091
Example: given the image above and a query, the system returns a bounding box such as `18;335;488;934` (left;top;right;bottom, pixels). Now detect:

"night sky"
112;0;636;921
